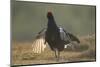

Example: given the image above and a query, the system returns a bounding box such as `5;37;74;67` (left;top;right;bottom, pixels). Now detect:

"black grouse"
33;12;80;61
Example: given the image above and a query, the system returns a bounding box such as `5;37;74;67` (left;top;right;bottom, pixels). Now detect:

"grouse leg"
54;50;57;60
56;49;59;61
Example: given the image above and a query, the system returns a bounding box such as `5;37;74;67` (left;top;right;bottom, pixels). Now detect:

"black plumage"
33;12;80;60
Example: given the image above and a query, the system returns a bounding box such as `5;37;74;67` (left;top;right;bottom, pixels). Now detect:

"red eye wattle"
48;12;52;16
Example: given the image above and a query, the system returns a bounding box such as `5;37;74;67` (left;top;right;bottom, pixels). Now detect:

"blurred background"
11;0;96;42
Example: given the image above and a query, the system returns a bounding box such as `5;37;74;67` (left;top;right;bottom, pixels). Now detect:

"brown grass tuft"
11;34;96;65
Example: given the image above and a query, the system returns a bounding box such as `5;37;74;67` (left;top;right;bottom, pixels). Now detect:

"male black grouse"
32;12;80;61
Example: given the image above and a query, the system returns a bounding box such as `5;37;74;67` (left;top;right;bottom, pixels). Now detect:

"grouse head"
47;12;54;19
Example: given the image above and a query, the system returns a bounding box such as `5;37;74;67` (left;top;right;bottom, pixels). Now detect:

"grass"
11;34;96;66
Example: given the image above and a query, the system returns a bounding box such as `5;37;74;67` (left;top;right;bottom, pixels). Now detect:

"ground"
11;34;96;66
